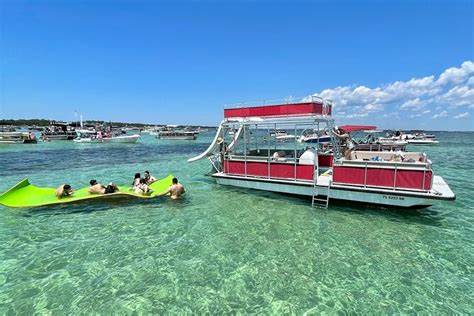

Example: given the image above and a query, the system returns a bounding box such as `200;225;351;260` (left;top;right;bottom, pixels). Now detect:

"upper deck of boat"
223;96;333;122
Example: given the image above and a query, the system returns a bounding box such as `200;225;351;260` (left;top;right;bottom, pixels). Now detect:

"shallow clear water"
0;131;472;313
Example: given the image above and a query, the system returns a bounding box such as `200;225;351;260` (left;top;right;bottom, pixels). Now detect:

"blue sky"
0;0;472;130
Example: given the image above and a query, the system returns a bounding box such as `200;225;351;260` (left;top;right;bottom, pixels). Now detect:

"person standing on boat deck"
217;137;229;166
56;184;73;198
333;126;355;160
143;171;156;184
165;177;185;199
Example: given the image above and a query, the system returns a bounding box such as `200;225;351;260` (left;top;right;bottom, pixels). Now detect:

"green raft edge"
0;175;174;208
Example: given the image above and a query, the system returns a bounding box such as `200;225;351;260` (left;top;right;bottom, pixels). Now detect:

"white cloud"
346;113;368;119
437;61;474;85
364;103;383;112
310;61;474;119
435;86;474;107
382;112;400;119
453;112;470;119
400;98;427;110
468;77;474;86
431;111;448;119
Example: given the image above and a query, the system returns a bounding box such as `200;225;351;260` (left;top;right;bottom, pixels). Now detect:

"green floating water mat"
0;175;174;208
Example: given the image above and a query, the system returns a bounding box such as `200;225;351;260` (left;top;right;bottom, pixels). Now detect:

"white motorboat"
377;137;408;146
102;134;140;143
270;129;288;137
406;138;439;145
74;131;140;143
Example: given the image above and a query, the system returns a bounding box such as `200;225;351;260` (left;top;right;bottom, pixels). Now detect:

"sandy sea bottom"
0;131;473;313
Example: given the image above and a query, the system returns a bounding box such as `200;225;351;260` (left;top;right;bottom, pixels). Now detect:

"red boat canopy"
339;125;377;133
224;102;332;118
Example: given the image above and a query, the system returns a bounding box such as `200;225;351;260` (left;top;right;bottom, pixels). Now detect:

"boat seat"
350;151;427;163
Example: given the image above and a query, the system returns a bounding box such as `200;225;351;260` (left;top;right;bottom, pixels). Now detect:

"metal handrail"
333;161;432;193
224;95;333;109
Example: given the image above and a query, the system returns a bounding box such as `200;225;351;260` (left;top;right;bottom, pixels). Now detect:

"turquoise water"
0;131;472;313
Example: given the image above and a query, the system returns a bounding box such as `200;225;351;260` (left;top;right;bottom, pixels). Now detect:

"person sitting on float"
143;171;157;184
56;184;73;198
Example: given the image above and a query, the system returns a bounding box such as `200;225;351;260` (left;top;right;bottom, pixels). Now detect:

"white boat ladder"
311;150;331;209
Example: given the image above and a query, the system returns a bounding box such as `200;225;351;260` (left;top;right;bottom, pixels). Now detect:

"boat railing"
332;159;433;192
224;95;332;109
222;149;333;183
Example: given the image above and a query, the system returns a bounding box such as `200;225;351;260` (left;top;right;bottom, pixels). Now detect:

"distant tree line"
0;119;148;127
0;119;51;126
0;119;215;128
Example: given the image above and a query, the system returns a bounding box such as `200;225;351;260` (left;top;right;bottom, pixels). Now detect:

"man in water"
165;177;185;199
56;184;73;198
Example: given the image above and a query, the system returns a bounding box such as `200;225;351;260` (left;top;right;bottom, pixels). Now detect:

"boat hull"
102;135;140;143
74;135;140;143
300;135;332;143
44;134;76;140
158;135;197;140
212;173;455;208
407;140;439;145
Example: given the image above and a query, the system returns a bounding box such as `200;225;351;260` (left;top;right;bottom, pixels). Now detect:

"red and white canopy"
224;101;332;119
339;125;377;133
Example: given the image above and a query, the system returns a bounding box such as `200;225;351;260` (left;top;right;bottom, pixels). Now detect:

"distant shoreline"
0;119;472;132
0;119;216;129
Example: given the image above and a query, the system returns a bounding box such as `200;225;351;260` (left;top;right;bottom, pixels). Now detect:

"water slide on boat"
0;175;174;208
187;123;243;162
188;96;455;208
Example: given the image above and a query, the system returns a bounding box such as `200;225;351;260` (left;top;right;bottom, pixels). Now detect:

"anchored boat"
42;121;77;140
188;96;455;208
157;131;197;140
74;130;140;143
0;131;37;144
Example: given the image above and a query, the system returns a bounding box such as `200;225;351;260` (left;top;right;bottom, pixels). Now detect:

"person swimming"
56;184;73;198
164;177;185;199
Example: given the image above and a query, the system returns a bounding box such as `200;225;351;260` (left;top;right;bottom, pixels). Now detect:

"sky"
0;0;473;130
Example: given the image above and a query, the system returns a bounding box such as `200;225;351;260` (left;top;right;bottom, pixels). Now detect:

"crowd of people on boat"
55;171;185;200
